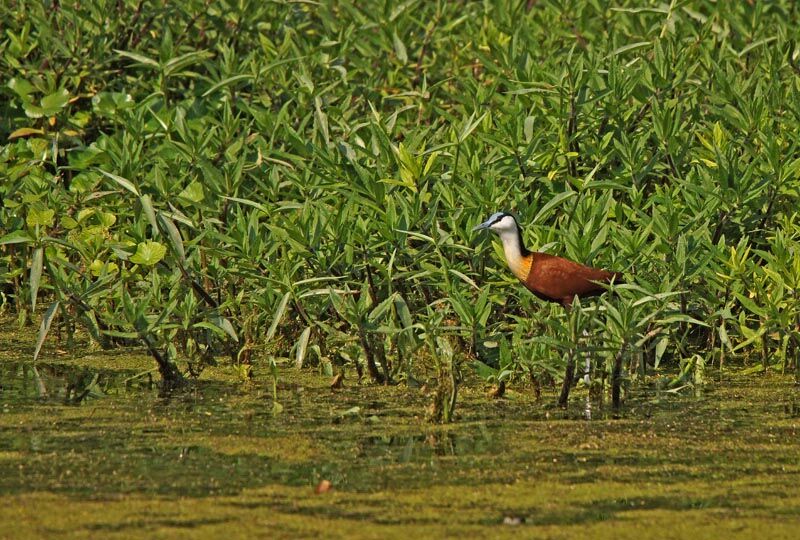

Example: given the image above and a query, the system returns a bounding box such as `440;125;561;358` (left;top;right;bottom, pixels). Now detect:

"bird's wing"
524;252;617;303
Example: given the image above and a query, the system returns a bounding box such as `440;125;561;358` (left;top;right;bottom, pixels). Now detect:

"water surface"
1;333;799;539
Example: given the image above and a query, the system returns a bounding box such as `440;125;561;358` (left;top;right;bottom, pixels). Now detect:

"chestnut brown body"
523;252;623;307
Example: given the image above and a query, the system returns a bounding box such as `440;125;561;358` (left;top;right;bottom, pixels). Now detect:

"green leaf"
734;292;766;317
201;74;253;97
266;292;291;342
40;88;70;115
164;50;213;77
457;112;487;143
97;211;116;228
611;41;652;57
210;314;239;342
30;247;43;311
140;194;158;234
658;314;709;327
718;323;732;352
33;301;59;362
26;207;55;227
98;169;140;196
368;293;397;324
392;31;408;63
532;190;575;224
295;326;312;368
158;213;186;264
8;77;36;99
114;49;159;67
129;241;167;266
0;230;34;245
177;180;204;203
92;91;135;115
222;196;270;213
737;36;777;58
654;337;668;368
89;259;119;277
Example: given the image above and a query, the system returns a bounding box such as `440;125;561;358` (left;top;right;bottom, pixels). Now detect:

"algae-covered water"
1;331;799;539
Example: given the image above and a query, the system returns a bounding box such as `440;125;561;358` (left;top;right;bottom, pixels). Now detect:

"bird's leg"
559;299;578;409
558;348;575;408
582;329;592;420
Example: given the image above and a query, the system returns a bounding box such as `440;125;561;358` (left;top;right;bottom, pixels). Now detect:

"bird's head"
473;212;518;236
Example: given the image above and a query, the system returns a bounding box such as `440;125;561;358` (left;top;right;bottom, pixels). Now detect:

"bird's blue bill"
473;212;505;231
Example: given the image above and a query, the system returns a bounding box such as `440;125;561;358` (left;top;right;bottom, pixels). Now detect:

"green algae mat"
1;352;799;540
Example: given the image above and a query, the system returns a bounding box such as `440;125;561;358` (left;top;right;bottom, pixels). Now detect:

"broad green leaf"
0;231;34;245
8;77;36;99
164;50;213;76
734;292;766;317
457;112;487;143
222;196;269;213
178;180;204;203
40;88;70;115
368;293;397;324
97;211;116;228
92;91;135;114
89;259;119;277
654;337;668;368
129;241;167;265
26;207;54;227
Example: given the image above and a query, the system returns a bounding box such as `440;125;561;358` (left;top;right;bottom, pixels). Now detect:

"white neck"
497;228;529;280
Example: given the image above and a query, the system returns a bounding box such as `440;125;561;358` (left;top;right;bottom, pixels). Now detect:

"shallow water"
1;338;800;539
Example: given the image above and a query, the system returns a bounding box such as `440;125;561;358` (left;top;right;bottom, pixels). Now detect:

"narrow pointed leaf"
140;194;158;234
30;247;43;311
210;314;239;342
98;169;140;196
158;213;185;264
295;326;312;368
266;292;291;342
33;301;59;362
532;191;575;224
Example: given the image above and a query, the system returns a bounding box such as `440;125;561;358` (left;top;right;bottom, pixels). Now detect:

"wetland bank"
1;325;799;539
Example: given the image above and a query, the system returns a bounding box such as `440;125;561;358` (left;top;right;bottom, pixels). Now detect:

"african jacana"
474;211;623;407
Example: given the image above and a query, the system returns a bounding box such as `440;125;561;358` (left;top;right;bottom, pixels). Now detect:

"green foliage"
2;0;800;411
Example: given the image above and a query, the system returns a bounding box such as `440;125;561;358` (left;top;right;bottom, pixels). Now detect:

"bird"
473;211;623;407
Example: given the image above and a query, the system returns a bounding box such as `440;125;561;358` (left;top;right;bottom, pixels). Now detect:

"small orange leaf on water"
314;480;332;494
